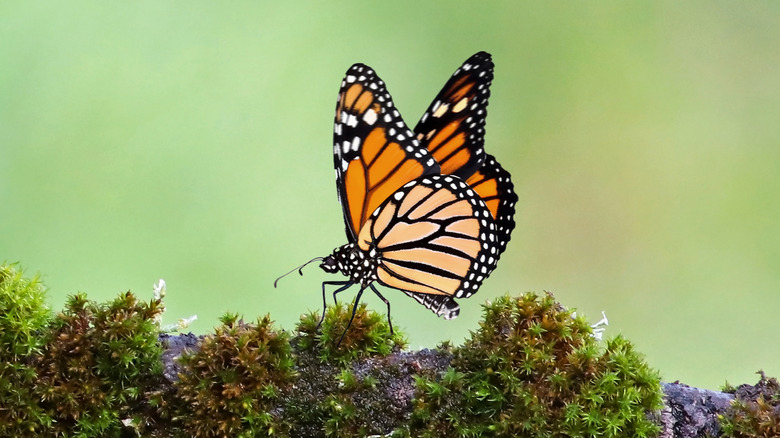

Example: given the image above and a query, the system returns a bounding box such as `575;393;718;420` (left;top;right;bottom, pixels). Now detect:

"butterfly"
276;52;517;341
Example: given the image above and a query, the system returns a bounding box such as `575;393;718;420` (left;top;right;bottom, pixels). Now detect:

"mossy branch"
1;263;777;437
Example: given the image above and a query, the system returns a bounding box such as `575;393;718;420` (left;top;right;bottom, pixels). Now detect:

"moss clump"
35;291;165;437
405;293;663;438
284;303;410;437
174;314;295;437
296;302;407;365
0;264;165;436
0;264;53;435
720;371;780;437
0;264;50;358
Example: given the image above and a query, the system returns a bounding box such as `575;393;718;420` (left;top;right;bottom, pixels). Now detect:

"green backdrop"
2;1;778;390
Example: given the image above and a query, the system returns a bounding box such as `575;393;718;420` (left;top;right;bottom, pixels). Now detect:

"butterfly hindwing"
356;175;500;301
397;155;516;318
334;63;440;241
414;51;494;181
465;154;517;257
402;292;460;319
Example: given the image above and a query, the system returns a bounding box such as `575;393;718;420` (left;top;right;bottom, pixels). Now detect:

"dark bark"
660;382;734;438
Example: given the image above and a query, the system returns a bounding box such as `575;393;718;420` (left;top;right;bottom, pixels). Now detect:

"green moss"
174;314;295;437
322;393;360;436
1;265;165;436
35;291;165;437
337;368;361;391
0;264;53;435
0;263;50;359
295;302;407;365
719;371;780;437
404;293;663;438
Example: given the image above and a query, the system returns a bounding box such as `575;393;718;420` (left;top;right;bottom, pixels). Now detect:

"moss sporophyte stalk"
1;263;672;437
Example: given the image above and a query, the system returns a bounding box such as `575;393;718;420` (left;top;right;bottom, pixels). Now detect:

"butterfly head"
319;254;339;273
320;243;355;276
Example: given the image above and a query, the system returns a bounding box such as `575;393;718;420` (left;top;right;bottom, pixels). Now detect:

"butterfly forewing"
414;51;494;181
334;64;440;241
357;175;500;301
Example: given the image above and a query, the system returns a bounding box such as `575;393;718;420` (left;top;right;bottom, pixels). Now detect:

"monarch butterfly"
276;52;517;341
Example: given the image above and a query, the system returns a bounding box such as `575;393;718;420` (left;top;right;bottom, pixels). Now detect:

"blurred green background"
2;2;778;390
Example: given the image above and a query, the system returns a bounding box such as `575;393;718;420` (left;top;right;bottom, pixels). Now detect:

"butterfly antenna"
273;257;324;288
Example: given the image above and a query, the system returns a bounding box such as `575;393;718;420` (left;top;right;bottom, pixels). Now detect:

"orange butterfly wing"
334;64;440;241
465;154;517;257
414;51;493;181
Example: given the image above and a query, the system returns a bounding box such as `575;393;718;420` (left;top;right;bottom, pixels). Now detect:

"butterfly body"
320;242;379;286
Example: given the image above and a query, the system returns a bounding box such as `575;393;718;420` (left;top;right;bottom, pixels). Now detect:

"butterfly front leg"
318;280;354;330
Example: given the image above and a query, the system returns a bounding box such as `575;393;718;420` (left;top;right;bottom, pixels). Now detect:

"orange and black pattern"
333;63;439;240
318;52;516;325
415;51;493;181
361;175;496;299
465;154;517;257
402;155;516;319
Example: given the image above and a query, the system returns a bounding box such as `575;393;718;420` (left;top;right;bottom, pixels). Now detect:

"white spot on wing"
363;108;378;125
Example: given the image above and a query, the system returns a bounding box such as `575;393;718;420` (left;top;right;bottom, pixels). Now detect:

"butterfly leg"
319;281;353;331
369;283;394;335
337;285;366;346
